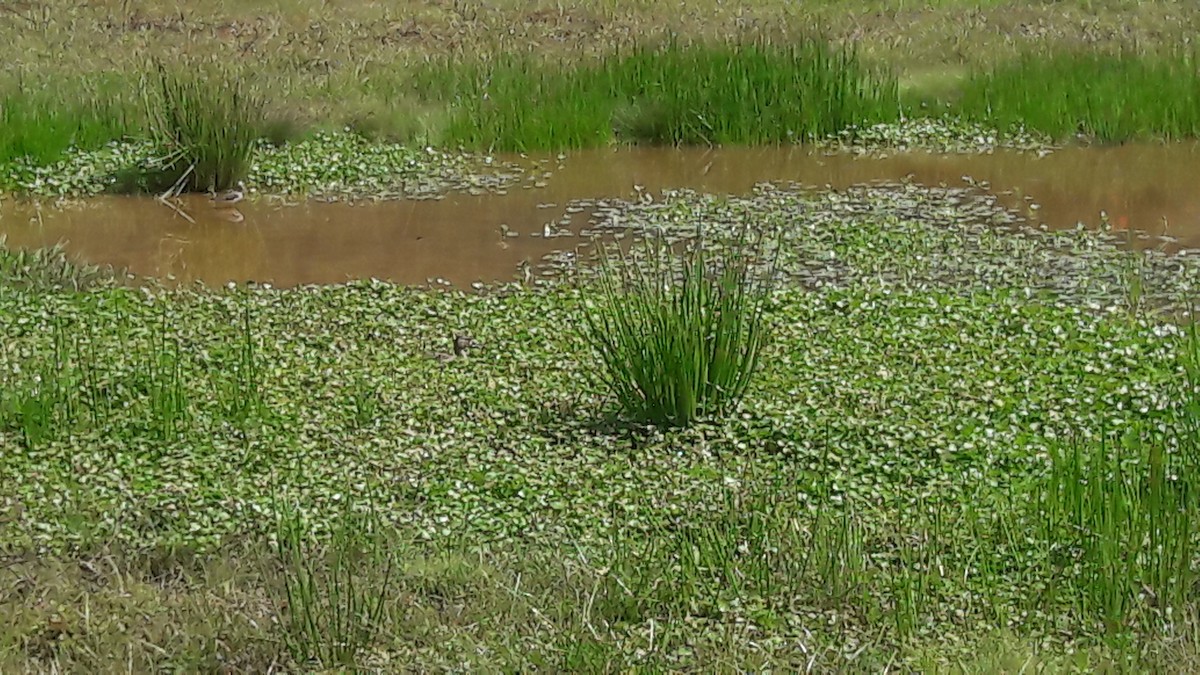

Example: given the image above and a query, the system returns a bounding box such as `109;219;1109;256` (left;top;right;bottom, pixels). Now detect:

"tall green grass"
1014;320;1200;634
1034;425;1198;633
0;85;132;164
578;227;777;426
273;492;395;669
415;40;900;151
146;61;262;192
954;48;1200;142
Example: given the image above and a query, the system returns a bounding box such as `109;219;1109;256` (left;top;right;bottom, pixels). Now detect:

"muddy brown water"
1;143;1197;288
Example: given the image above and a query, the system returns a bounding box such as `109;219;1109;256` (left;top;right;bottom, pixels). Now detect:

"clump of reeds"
145;60;262;192
578;224;777;426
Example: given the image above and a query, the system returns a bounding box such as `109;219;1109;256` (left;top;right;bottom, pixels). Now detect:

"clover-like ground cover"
2;184;1199;671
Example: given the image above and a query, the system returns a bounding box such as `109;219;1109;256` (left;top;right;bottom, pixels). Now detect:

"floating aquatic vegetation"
562;182;1196;318
0;140;158;197
249;131;524;200
820;116;1056;155
0;132;523;200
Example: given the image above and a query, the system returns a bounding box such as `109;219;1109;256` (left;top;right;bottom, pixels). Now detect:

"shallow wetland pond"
1;142;1197;288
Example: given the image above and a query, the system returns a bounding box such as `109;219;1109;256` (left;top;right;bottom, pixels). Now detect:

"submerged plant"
578;224;777;426
145;60;262;193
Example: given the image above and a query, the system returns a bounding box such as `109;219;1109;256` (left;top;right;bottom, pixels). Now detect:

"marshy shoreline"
7;3;1200;199
5;181;1200;671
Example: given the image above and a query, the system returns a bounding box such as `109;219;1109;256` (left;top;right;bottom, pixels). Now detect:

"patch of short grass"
0;549;281;673
579;226;776;426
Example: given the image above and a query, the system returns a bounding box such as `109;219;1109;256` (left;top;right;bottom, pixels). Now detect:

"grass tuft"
578;225;777;426
274;494;395;669
145;61;263;192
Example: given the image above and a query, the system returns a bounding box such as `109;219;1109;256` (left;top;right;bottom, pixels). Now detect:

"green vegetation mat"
3;184;1199;670
0;133;523;199
4;1;1200;670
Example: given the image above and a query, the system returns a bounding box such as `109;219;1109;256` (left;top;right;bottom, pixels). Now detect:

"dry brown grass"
4;0;1199;137
0;548;283;673
5;539;1200;673
0;540;800;672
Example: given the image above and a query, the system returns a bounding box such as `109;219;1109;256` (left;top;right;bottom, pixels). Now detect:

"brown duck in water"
425;333;481;362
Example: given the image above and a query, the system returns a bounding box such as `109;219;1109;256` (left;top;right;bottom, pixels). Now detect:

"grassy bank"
415;41;898;150
3;183;1200;670
3;40;1199;195
953;48;1200;142
1;1;1199;190
5;0;1196;127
